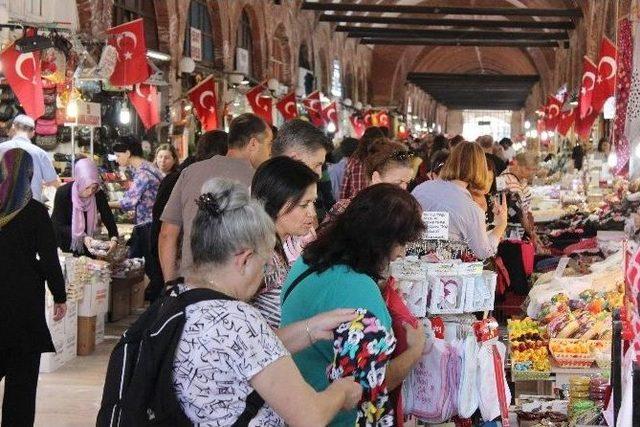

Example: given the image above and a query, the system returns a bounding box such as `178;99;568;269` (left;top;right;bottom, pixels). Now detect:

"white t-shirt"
0;136;57;202
173;296;289;426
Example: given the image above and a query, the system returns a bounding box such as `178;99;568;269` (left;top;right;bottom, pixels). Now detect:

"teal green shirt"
280;258;392;426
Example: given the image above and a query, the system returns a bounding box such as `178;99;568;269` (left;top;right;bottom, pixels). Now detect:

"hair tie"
196;193;222;217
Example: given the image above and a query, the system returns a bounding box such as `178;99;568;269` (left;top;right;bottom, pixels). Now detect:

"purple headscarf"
70;158;100;252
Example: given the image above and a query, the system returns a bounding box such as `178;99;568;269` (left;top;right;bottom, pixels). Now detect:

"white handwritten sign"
422;211;450;240
554;256;570;279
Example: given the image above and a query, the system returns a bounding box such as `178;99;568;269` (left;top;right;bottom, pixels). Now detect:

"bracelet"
305;320;314;345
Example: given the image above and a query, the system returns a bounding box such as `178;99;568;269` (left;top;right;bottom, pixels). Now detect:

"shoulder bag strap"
281;268;315;304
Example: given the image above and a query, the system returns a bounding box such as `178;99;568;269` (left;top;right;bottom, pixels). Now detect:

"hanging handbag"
0;103;18;121
41;103;57;120
34;134;58;151
35;118;58;136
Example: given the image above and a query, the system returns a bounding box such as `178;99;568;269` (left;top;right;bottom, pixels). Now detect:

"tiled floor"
0;315;136;426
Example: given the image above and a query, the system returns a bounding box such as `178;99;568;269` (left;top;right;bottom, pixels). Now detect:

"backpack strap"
232;390;265;427
282;268;314;304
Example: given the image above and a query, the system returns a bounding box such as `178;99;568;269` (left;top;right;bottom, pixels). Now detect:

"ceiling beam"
319;14;576;30
301;2;583;18
407;73;539;81
339;26;569;40
359;38;566;48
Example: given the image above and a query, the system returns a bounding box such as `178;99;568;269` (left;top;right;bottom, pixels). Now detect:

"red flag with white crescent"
591;37;618;116
246;81;273;125
303;90;323;126
543;95;563;131
378;111;390;128
556;108;576;136
321;102;339;131
0;43;44;119
276;92;298;121
578;56;598;120
363;110;373;127
128;83;160;130
349;114;365;138
107;18;150;86
187;75;219;131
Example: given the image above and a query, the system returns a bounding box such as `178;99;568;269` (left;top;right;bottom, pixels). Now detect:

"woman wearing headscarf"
51;158;118;255
0;148;67;425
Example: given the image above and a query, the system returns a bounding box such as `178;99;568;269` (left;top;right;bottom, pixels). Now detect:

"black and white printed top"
172;288;289;426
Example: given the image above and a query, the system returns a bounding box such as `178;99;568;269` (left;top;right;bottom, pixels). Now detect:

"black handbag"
34;134;58;151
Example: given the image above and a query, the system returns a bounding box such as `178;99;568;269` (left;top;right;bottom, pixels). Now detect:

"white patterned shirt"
173;294;289;426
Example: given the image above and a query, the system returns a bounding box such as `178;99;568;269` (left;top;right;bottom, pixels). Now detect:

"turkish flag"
246;82;273;125
303;91;323;126
276;92;298;121
363;110;373;127
107;18;150;87
578;56;598;120
322;102;339;131
349;114;365;138
557;108;576;136
378;111;390;128
1;43;44;119
128;83;160;130
591;37;618;116
576;107;598;139
543;95;563;131
187;75;219;131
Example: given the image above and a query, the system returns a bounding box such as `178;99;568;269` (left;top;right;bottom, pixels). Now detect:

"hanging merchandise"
612;19;632;174
41;47;66;84
303;90;323;127
106;18;150;86
276;91;298;121
1;43;44;118
95;44;118;80
128;83;160;130
378;111;390;128
187;75;219;131
245;81;273;125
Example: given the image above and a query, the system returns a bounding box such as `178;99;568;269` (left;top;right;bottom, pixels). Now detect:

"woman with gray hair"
172;178;361;426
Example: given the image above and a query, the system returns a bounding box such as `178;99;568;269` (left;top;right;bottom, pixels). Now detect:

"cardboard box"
78;278;109;317
130;279;146;311
95;313;105;345
109;278;131;322
41;291;78;372
77;316;96;356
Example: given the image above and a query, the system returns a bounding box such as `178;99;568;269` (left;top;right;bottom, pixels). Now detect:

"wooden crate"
77;316;96;356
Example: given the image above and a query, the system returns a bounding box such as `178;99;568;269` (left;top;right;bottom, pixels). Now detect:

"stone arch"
270;23;292;85
232;4;264;79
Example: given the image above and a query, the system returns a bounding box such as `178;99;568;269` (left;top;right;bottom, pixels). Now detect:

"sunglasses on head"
389;150;413;162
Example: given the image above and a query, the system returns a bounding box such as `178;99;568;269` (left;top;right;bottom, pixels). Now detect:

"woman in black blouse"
0;148;67;425
51;158;118;255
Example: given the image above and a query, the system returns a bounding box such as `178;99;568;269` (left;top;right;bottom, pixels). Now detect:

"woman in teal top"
281;184;427;426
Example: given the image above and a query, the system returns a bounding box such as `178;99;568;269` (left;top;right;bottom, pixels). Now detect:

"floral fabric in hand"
327;308;396;426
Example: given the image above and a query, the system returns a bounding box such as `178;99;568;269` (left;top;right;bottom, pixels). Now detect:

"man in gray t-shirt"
0;115;60;202
159;114;272;281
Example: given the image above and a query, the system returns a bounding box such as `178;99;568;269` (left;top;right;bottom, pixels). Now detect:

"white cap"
13;114;35;129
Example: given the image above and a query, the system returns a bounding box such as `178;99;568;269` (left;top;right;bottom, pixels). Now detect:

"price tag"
422;211;449;240
458;262;483;276
554;256;570;279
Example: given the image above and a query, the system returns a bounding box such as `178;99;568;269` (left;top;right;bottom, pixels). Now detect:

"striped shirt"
500;170;532;222
252;249;290;328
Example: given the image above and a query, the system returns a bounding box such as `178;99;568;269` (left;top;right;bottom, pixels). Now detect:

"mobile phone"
495;175;508;192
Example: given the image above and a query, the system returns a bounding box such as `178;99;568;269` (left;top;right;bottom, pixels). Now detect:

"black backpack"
96;287;264;427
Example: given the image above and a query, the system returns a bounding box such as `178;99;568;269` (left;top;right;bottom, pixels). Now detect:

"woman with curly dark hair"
281;184;426;425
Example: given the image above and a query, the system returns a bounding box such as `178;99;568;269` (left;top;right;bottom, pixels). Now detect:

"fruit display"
548;339;609;368
537;290;621;341
508;318;551;373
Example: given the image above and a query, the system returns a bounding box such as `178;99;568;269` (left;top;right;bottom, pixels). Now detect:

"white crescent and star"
15;52;36;83
116;31;138;61
200;90;216;112
284;101;296;116
583;72;596;91
598;56;617;80
548;104;560;118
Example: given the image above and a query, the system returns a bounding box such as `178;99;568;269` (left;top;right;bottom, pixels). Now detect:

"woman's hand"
492;193;508;226
308;309;358;342
329;377;362;410
107;239;118;256
53;303;67;321
404;321;426;357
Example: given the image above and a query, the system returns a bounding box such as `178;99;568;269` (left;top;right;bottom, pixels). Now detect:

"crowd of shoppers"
0;105;554;425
